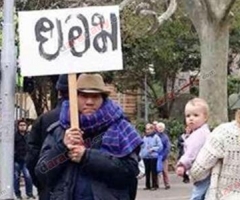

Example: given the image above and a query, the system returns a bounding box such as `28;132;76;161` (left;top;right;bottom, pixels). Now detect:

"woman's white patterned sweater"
190;121;240;200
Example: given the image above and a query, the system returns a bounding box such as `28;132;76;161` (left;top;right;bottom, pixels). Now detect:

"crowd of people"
14;73;240;200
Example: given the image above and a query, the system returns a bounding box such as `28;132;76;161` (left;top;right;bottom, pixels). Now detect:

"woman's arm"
190;129;224;182
150;135;163;152
139;140;147;159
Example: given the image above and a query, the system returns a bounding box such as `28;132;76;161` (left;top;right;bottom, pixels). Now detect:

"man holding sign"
18;5;139;199
35;74;142;200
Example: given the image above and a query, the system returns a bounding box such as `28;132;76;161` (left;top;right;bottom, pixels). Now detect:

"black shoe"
16;196;23;200
183;179;190;183
26;194;36;199
165;185;171;190
143;187;151;190
151;187;158;191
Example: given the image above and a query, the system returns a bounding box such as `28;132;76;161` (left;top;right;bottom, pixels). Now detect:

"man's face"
77;92;103;115
18;122;27;132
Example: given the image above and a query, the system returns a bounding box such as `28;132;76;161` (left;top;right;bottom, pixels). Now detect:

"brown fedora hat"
77;73;110;95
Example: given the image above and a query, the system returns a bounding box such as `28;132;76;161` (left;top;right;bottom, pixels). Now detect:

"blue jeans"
191;175;210;200
14;161;33;197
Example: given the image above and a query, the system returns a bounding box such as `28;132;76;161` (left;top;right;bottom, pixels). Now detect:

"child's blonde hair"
185;98;209;118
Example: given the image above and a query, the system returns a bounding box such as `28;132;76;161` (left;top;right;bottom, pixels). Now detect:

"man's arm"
26;117;43;188
80;147;140;188
35;129;70;187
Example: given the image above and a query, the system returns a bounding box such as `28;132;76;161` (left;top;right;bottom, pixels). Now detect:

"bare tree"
121;0;236;126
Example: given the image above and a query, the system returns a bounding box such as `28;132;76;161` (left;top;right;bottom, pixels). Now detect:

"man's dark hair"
102;93;108;100
18;119;27;126
59;90;69;99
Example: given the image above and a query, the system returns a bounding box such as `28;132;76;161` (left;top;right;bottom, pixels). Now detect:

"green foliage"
228;76;240;96
152;17;200;80
134;119;146;136
159;118;185;163
190;85;199;96
230;1;240;53
159;118;185;143
108;10;200;118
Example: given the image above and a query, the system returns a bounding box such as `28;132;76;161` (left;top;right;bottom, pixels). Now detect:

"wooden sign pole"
68;74;79;128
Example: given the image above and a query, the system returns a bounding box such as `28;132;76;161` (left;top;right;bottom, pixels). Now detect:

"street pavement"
19;172;192;200
136;173;192;200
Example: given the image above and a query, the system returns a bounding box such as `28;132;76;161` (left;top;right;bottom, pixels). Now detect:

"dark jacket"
158;132;171;161
177;134;185;160
35;126;140;200
26;100;64;200
14;131;29;162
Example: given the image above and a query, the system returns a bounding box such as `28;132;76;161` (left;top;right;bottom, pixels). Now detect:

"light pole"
144;72;148;123
0;0;16;199
144;64;154;123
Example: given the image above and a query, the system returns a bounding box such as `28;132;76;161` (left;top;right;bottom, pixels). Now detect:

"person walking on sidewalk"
14;119;35;200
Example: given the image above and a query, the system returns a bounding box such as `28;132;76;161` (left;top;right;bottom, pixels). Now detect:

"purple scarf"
59;99;142;157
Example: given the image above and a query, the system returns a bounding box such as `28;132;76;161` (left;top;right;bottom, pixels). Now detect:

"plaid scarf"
59;99;142;157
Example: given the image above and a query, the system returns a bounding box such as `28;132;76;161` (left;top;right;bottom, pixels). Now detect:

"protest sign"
18;6;122;128
18;6;122;76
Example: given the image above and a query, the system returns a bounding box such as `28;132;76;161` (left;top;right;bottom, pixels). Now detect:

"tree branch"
35;0;41;9
157;0;177;26
49;1;62;9
69;2;83;8
201;0;236;22
201;0;215;22
119;0;136;11
136;0;177;33
221;0;236;22
136;2;159;32
186;0;208;35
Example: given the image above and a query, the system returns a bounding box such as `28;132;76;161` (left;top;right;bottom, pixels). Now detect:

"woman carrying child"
176;98;211;200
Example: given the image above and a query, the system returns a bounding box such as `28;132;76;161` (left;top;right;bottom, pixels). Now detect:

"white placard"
18;6;122;76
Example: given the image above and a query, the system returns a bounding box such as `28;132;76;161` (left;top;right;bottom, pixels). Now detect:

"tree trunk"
199;22;229;126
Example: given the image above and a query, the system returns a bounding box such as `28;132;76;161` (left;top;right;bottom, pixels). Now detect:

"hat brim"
78;89;110;95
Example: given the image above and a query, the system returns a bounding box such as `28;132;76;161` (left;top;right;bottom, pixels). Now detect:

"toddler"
176;98;211;200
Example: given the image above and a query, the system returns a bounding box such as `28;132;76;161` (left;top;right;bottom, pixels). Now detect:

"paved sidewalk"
136;173;192;200
19;173;192;200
